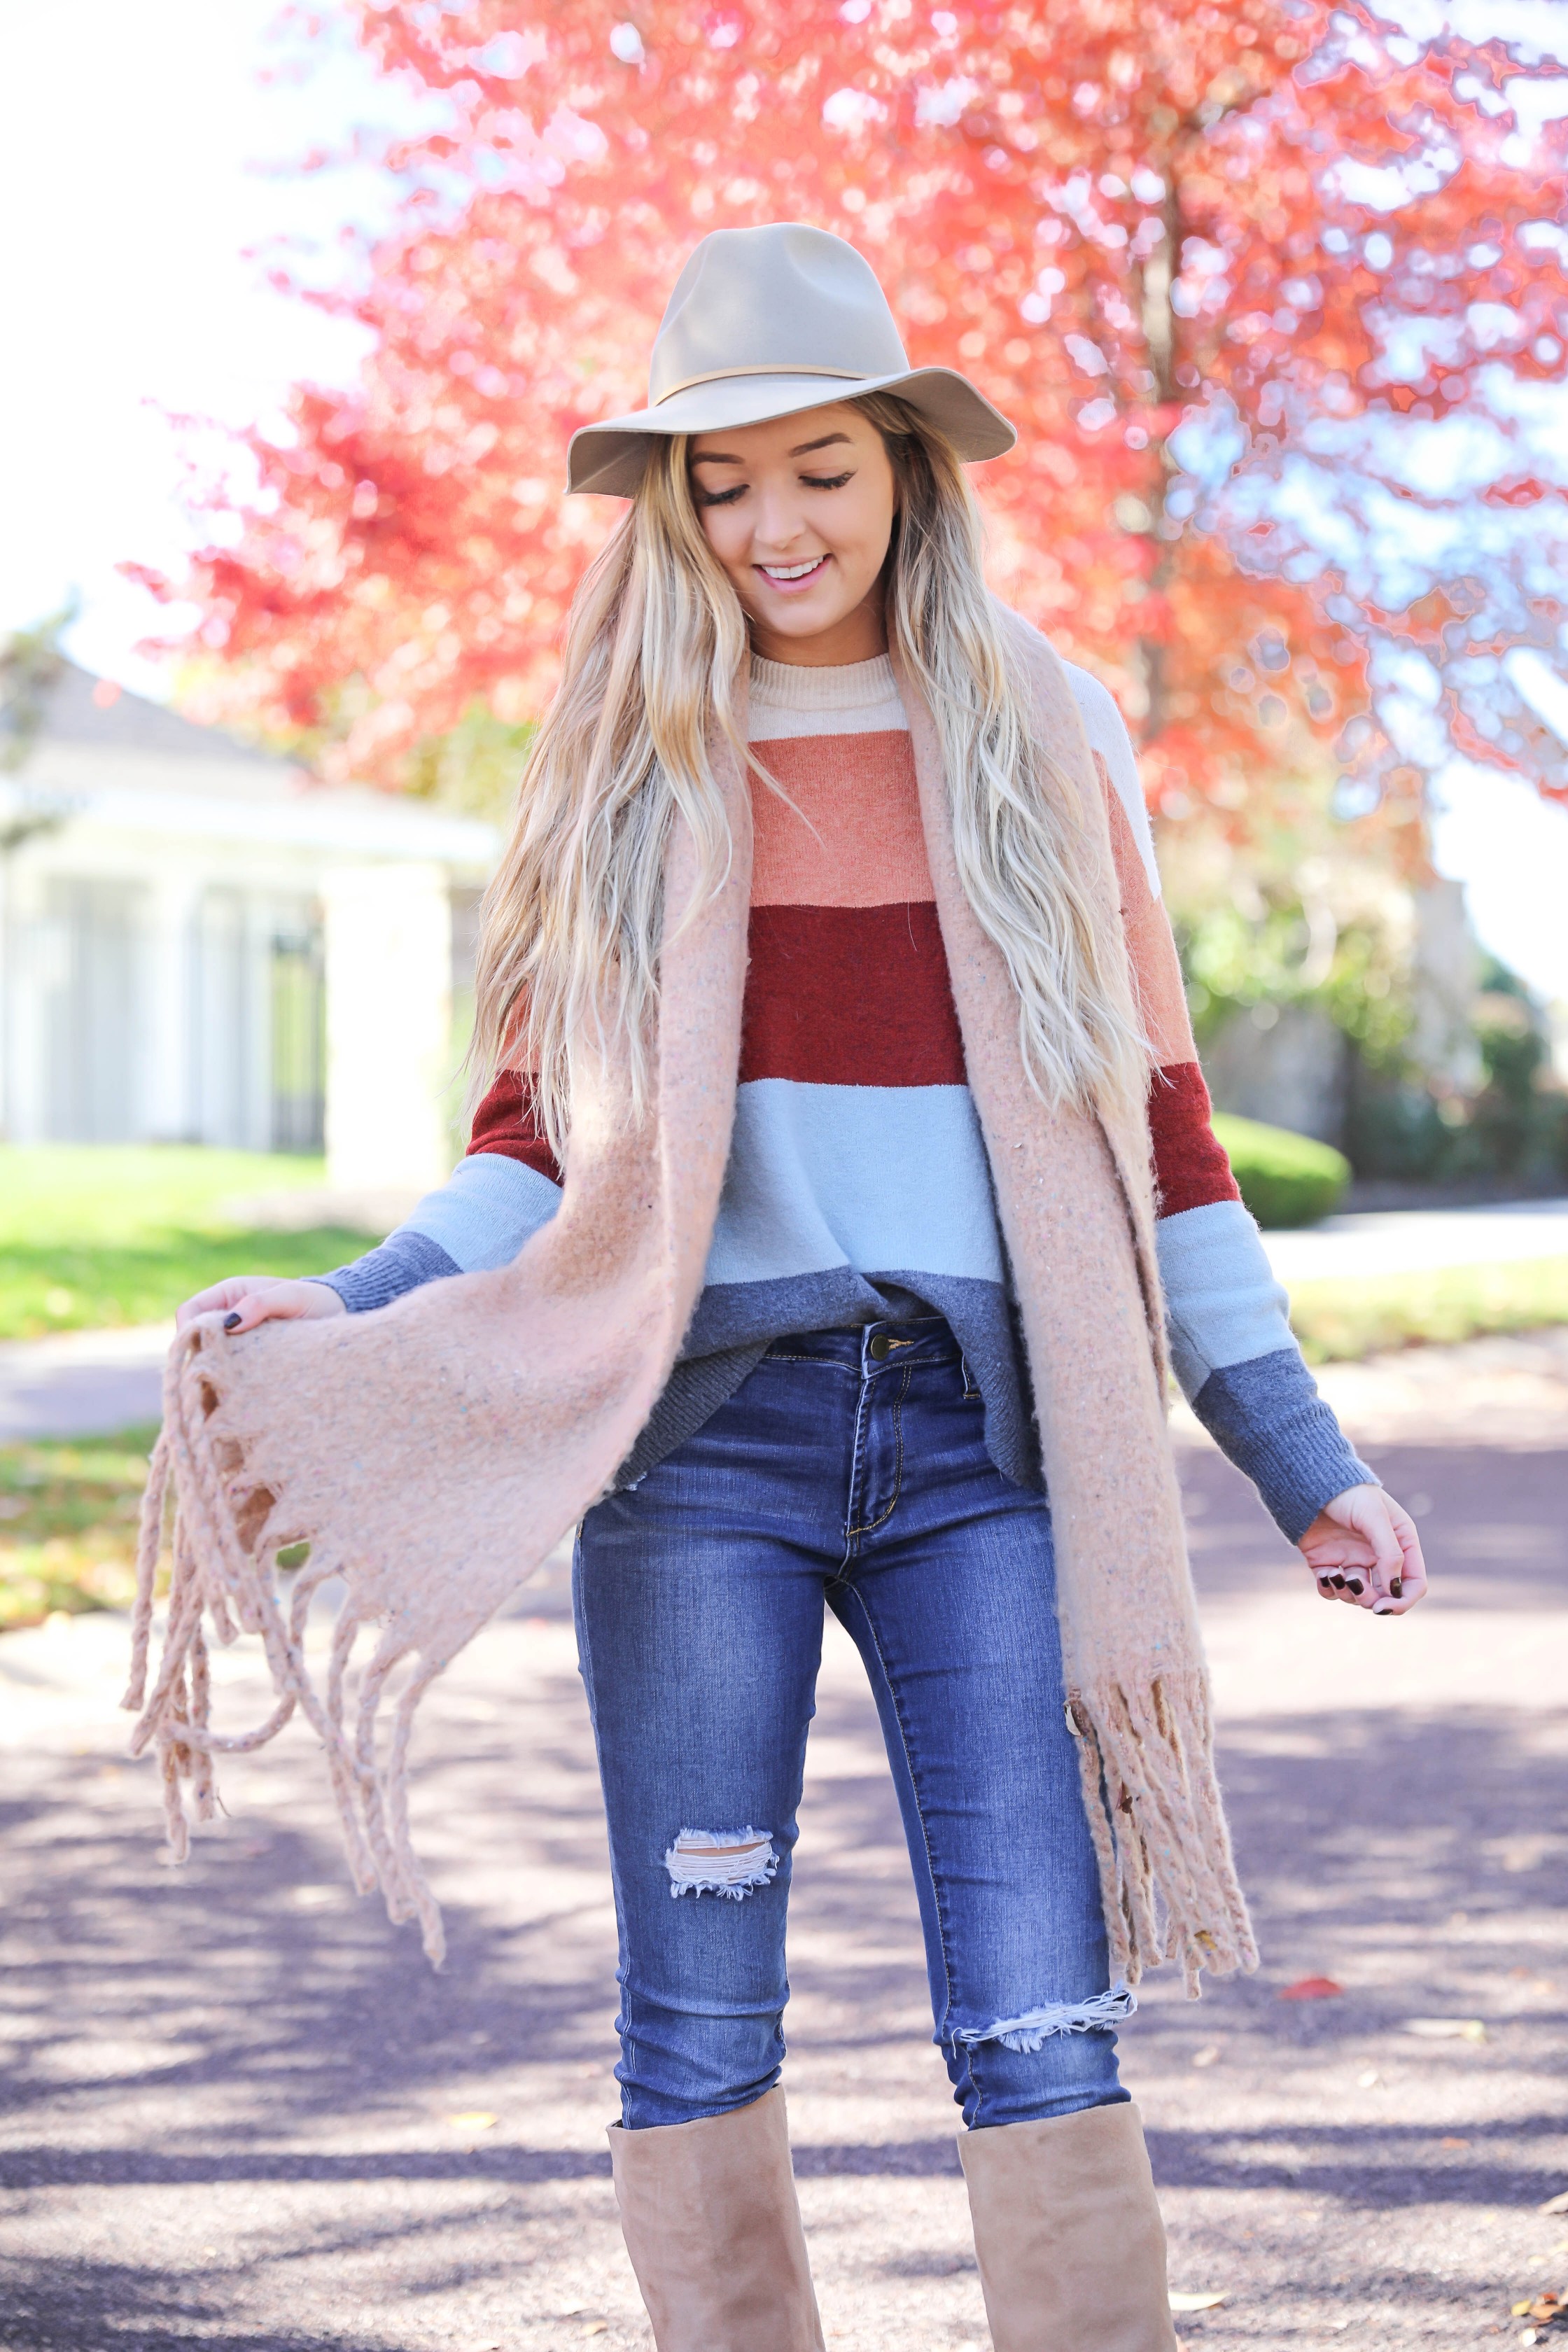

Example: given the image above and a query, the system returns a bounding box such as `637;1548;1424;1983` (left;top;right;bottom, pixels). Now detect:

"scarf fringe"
1067;1672;1258;1997
120;1327;449;1966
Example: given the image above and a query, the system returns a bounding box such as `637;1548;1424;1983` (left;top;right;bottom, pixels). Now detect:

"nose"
750;482;810;554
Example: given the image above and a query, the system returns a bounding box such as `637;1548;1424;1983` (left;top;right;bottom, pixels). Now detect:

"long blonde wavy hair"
469;394;1147;1158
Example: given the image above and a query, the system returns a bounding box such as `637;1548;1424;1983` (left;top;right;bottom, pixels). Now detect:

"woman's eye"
695;484;746;507
802;470;853;489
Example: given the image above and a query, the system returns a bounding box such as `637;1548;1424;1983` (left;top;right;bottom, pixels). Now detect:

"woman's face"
687;402;897;664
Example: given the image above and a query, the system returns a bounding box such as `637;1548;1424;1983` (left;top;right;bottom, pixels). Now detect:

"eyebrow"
690;431;855;466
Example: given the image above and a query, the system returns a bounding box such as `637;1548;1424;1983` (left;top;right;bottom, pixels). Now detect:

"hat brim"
566;367;1016;496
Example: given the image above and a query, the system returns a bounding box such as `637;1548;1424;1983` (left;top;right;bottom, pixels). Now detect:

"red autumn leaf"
1278;1975;1344;2001
140;1;1568;834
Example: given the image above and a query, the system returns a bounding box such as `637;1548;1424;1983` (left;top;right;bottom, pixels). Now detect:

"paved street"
1;1334;1566;2352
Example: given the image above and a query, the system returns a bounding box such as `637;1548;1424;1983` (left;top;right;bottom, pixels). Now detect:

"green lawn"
0;1145;378;1340
0;1424;160;1629
1286;1256;1568;1364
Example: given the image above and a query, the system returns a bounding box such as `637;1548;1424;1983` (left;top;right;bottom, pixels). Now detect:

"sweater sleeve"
1067;663;1376;1543
314;1072;563;1314
1149;1067;1376;1543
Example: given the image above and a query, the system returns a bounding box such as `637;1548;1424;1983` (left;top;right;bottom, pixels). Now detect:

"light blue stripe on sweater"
397;1151;561;1273
1156;1196;1296;1397
705;1079;1007;1288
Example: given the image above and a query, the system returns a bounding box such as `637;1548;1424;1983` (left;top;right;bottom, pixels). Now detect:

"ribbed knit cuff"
311;1230;459;1315
1190;1348;1377;1544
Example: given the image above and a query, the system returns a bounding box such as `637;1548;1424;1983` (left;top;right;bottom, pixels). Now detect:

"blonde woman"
178;226;1426;2352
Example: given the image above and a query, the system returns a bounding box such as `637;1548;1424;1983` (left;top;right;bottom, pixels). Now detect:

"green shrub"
1211;1114;1350;1228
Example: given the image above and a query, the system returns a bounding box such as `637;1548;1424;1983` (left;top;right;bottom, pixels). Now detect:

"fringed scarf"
125;614;1256;1991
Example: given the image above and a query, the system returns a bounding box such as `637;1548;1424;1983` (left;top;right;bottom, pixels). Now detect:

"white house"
0;663;498;1191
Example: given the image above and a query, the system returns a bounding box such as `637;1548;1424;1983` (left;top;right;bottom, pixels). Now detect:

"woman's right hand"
175;1276;347;1337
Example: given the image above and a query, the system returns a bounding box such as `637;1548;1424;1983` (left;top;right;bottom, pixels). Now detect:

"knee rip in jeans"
664;1826;778;1900
952;1982;1135;2053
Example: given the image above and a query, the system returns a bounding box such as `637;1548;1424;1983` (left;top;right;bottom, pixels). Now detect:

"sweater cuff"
311;1230;460;1315
1189;1347;1377;1544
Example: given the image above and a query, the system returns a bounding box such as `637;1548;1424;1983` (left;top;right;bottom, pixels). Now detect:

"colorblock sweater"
323;652;1370;1541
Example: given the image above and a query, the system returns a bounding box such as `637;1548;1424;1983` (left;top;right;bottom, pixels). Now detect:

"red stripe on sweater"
741;901;967;1088
1148;1060;1240;1217
465;1068;563;1186
465;1023;1236;1228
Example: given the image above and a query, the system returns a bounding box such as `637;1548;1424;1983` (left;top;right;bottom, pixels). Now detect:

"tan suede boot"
958;2100;1179;2352
608;2087;826;2351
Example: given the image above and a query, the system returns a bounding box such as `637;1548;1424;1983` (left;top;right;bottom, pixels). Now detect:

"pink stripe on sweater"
750;729;933;909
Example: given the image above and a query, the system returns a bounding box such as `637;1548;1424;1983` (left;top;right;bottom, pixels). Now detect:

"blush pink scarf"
126;612;1256;1991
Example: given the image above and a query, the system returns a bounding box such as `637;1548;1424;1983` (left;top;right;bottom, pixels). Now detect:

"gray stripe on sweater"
1191;1349;1376;1541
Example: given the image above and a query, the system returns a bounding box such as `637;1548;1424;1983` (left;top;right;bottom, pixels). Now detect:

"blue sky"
3;0;1567;1001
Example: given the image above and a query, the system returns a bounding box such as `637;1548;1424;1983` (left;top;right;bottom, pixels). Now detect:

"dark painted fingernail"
1390;1577;1403;1598
1330;1574;1346;1590
1346;1578;1364;1595
1318;1576;1334;1593
223;1312;241;1331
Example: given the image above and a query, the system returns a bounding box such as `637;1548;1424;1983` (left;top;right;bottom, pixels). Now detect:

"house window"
270;911;325;1153
195;889;324;1153
40;876;146;1142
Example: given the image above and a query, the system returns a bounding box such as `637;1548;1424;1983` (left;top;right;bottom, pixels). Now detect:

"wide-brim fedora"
566;223;1017;498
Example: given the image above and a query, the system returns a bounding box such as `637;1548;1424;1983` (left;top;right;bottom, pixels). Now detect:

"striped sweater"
322;652;1369;1539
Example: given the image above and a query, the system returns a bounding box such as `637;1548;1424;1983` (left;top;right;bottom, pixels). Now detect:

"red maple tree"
149;0;1568;842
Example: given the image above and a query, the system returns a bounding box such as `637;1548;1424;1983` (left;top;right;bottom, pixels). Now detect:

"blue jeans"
574;1316;1130;2132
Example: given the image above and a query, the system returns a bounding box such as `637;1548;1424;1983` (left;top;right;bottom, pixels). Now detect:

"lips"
757;554;830;588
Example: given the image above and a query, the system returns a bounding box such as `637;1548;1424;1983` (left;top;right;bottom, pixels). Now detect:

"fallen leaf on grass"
1170;2291;1228;2311
1191;2043;1221;2068
1279;1977;1343;2001
1403;2017;1487;2042
446;2110;498;2131
1440;2136;1471;2149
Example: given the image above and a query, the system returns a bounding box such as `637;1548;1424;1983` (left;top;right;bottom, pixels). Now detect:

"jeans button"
869;1333;891;1361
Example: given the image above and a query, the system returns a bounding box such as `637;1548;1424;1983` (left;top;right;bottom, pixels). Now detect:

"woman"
173;225;1426;2351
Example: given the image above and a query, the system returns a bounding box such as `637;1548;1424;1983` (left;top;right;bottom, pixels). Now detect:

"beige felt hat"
566;222;1016;497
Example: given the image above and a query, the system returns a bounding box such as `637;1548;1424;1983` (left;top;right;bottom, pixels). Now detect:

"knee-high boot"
608;2087;826;2351
958;2100;1179;2352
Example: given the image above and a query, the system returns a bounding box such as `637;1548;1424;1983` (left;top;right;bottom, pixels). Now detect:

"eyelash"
697;469;854;508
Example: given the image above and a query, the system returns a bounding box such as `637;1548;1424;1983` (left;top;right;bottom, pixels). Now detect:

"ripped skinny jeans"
573;1316;1131;2133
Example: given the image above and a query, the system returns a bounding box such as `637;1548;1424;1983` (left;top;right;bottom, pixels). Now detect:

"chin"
764;601;849;633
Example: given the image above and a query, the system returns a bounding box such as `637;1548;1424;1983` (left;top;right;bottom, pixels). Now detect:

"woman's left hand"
1297;1483;1428;1616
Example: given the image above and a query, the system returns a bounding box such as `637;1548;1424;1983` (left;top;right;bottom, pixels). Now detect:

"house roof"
18;659;287;770
1;662;498;871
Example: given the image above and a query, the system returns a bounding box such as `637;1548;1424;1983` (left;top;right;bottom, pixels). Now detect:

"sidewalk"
1261;1195;1568;1283
0;1320;172;1441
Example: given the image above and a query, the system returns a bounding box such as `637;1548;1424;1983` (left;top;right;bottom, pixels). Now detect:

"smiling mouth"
757;555;830;586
